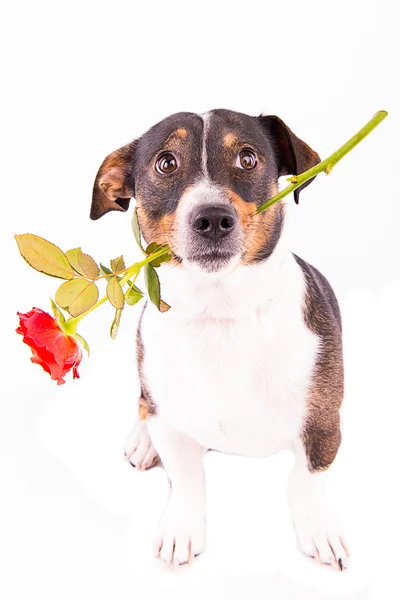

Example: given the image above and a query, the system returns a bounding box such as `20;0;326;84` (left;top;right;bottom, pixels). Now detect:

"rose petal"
16;308;83;385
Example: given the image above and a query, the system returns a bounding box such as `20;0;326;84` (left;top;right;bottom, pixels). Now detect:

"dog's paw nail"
154;509;205;567
294;512;349;571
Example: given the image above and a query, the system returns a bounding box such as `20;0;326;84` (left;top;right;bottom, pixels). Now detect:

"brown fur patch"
174;128;188;140
90;142;137;220
226;188;284;264
99;166;133;201
136;201;170;245
136;185;194;260
159;213;178;236
245;203;284;263
223;133;238;148
139;402;147;421
135;206;182;268
295;255;344;472
163;128;188;148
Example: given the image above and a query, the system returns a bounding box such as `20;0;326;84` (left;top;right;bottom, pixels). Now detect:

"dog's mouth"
169;247;236;273
185;247;238;272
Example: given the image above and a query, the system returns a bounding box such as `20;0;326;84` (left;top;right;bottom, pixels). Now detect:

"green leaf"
144;264;161;309
55;279;99;317
100;263;124;283
99;263;113;278
132;208;145;254
145;242;162;254
49;298;66;325
125;284;143;306
145;243;172;267
15;234;75;279
110;255;125;273
100;263;113;275
66;248;99;279
106;276;125;309
127;282;143;295
74;333;90;355
144;265;170;311
110;308;123;340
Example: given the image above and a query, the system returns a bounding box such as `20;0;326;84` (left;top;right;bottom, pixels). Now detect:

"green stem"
63;296;108;333
125;270;140;294
62;112;388;334
256;110;388;214
64;246;169;332
118;247;169;285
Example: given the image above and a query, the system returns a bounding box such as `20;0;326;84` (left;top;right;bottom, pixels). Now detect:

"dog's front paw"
293;510;350;570
124;420;159;470
154;500;206;568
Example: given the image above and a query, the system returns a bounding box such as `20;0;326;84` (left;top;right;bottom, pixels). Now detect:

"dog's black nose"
190;204;237;240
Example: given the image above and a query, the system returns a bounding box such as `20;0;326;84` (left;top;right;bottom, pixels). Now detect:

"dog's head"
90;110;320;272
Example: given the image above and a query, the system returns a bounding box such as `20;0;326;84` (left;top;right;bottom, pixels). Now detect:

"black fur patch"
294;255;344;472
206;110;279;206
134;112;203;224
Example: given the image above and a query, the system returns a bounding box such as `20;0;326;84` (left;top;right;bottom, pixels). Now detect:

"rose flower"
16;308;82;385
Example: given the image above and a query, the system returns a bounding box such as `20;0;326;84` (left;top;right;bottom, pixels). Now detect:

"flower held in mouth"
16;308;83;385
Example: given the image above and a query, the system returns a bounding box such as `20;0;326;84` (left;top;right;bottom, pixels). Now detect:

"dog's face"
91;110;320;272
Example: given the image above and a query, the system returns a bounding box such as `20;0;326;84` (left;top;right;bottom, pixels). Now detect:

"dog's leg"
287;430;350;571
124;396;159;470
147;416;206;567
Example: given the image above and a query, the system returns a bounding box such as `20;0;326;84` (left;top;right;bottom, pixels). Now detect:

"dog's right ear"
259;115;320;204
90;140;138;220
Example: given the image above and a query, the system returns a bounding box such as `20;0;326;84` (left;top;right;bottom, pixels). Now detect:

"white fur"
201;111;212;177
141;227;318;458
131;197;347;568
288;440;350;570
148;419;206;567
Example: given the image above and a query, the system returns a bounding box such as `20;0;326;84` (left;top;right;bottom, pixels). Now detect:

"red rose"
16;308;82;385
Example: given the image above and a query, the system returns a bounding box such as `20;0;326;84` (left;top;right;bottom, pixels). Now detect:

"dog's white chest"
140;255;319;457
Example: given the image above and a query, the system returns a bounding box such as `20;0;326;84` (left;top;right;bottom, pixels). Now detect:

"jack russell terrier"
90;109;349;570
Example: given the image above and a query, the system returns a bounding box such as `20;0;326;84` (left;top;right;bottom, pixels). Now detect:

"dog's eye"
236;149;257;170
156;153;178;174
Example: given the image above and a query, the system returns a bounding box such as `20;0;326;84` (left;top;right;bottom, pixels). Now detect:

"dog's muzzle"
185;203;240;272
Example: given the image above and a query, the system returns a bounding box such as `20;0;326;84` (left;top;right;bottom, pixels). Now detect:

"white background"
1;1;399;598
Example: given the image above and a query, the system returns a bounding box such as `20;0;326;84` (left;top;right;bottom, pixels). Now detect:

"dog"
90;109;349;570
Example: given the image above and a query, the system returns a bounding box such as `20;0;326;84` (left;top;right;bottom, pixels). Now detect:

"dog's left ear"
90;140;138;220
259;115;320;204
